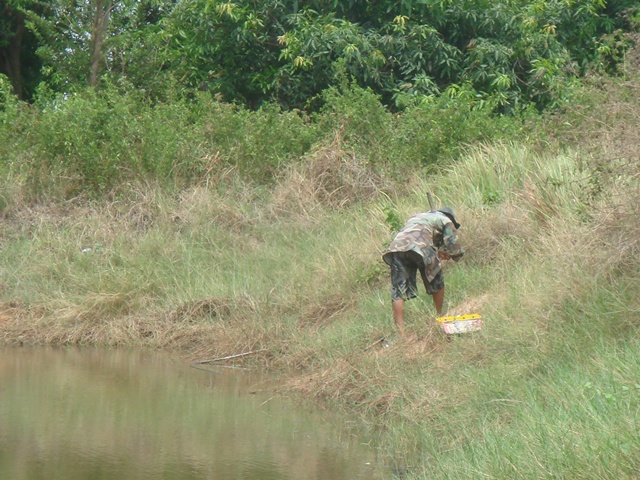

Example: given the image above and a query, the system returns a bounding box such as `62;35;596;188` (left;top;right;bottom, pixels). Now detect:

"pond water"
0;347;388;480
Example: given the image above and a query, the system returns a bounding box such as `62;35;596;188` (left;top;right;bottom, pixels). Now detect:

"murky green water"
0;347;387;480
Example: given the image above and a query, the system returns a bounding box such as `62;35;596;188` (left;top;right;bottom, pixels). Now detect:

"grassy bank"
2;69;640;478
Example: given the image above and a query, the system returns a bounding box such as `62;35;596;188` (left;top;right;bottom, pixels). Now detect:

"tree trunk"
0;9;26;99
89;0;113;87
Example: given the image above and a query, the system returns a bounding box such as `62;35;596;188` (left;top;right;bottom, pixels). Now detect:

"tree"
88;0;112;86
0;0;41;99
4;0;636;110
25;0;174;93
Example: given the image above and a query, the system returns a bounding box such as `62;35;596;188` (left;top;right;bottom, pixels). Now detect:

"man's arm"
441;223;464;260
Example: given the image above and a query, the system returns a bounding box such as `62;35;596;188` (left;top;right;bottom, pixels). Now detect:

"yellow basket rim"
436;313;483;323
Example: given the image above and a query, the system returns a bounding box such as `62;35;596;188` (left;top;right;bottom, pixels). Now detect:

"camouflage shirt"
382;211;464;281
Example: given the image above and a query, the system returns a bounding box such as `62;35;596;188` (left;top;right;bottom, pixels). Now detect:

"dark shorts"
387;251;444;301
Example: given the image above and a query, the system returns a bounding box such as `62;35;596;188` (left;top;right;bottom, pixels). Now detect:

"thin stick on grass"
192;349;266;364
364;336;387;351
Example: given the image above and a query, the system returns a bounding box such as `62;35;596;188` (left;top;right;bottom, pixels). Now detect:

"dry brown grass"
0;302;20;330
268;134;391;223
286;356;395;414
166;295;258;323
0;299;277;367
172;178;262;233
458;201;535;265
283;327;458;423
1;184;165;250
444;294;491;317
551;33;639;160
565;38;640;275
297;294;354;329
2;176;260;247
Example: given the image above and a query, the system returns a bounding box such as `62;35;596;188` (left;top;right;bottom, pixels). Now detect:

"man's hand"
438;251;452;261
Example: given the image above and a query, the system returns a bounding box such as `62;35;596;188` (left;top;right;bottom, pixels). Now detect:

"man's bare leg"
432;288;445;316
392;299;405;335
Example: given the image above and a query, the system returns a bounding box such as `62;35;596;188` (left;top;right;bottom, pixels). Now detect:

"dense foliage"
2;0;638;110
0;77;530;195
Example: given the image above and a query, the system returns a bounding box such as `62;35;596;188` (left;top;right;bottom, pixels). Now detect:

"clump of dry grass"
445;294;491;317
556;38;640;275
58;293;141;321
268;134;391;223
0;302;21;330
166;295;259;323
102;183;169;233
1;183;166;251
175;187;246;231
0;295;278;366
298;294;354;329
283;326;459;425
172;170;264;233
560;35;640;168
296;358;369;401
457;201;535;265
585;181;639;259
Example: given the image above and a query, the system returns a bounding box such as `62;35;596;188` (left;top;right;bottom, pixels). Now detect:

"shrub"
385;89;534;172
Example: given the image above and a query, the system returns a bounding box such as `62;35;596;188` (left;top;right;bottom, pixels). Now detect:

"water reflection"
0;347;386;480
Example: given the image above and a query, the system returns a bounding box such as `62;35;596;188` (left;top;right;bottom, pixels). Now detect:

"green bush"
0;78;539;201
0;75;27;175
1;87;322;199
209;102;319;181
316;83;393;153
385;88;533;171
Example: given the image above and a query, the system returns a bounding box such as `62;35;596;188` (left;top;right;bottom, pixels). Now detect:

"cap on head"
437;206;461;229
